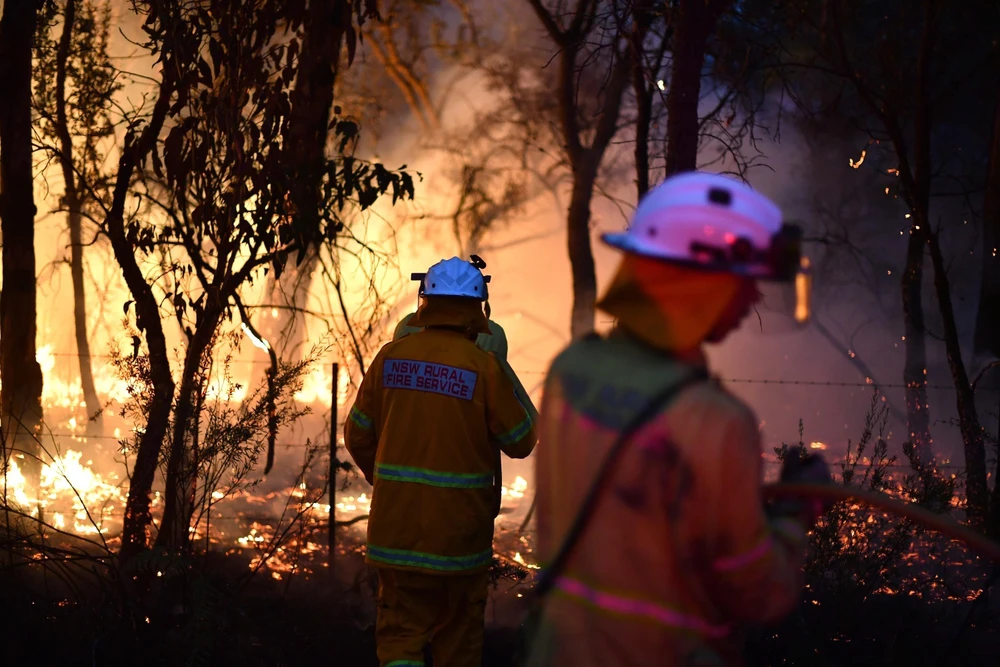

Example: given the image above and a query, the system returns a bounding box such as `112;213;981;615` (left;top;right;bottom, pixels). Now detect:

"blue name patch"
383;359;478;401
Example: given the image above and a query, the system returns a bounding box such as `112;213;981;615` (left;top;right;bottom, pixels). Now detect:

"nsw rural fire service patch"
383;358;479;400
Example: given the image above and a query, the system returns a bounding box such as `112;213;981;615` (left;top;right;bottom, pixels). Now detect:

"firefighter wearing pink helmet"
523;172;833;667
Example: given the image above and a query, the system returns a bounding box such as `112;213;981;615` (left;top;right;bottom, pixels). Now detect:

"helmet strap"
484;299;491;320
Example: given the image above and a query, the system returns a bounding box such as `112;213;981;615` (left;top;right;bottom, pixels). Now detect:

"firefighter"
524;172;833;667
345;256;538;667
392;257;541;520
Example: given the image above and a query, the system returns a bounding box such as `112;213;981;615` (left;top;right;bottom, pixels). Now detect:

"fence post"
329;362;339;584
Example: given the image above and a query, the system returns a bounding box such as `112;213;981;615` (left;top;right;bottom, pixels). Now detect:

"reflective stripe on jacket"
528;332;808;667
345;325;537;575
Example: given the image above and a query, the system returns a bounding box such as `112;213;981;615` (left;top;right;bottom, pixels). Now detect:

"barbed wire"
516;370;999;391
38;349;1000;391
37;431;322;447
44;350;277;364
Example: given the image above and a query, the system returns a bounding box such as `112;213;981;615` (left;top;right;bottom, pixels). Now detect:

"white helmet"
602;172;804;282
412;256;491;300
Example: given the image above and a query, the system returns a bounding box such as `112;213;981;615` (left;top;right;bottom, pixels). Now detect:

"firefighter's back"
366;327;502;573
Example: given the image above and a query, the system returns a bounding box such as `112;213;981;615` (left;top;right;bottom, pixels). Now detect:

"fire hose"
762;482;1000;562
519;483;1000;563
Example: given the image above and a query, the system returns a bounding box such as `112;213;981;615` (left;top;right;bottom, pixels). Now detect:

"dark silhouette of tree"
739;0;999;527
0;0;45;480
526;0;633;339
33;0;121;438
662;0;732;176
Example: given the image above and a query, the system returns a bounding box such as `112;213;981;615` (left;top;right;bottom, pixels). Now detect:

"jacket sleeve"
484;353;537;459
494;355;540;424
700;411;810;624
344;354;382;485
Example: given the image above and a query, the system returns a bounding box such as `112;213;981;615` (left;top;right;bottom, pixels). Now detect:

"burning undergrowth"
1;366;998;666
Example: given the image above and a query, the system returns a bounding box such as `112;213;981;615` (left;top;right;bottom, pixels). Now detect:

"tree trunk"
112;65;180;562
630;11;654;199
367;22;439;132
901;0;936;465
54;0;103;437
530;0;632;339
0;0;44;479
246;0;348;395
285;0;348;247
974;96;1000;362
976;95;1000;534
567;164;599;339
927;231;990;528
156;309;221;551
902;229;933;461
663;0;731;176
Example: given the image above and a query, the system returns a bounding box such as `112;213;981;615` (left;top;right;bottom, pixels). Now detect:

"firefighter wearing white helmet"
345;256;536;667
392;254;540;514
523;172;832;667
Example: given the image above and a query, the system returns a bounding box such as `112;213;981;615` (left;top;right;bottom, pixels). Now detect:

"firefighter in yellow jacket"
525;172;832;667
345;256;537;667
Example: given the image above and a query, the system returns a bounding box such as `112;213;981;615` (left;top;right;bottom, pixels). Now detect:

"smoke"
22;0;995;491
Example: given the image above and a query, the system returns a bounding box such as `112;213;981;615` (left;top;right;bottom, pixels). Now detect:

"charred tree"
976;95;1000;535
898;0;937;464
974;91;1000;365
248;0;350;395
821;0;989;522
527;0;632;339
627;2;669;199
367;17;439;132
34;1;120;439
52;0;103;436
285;0;351;251
901;228;932;460
0;0;44;478
111;60;180;562
663;0;732;176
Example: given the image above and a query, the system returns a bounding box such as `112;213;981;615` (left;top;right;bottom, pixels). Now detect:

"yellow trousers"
375;567;490;667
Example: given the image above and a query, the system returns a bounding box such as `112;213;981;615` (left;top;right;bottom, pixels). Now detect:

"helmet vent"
647;227;657;237
707;187;732;206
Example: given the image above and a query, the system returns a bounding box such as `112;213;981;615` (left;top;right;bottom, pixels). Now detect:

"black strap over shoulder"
532;367;711;599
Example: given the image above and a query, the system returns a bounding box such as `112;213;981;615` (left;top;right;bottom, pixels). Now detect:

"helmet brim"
600;232;791;282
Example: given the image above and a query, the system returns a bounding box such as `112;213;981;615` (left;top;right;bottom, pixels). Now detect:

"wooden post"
329;362;339;585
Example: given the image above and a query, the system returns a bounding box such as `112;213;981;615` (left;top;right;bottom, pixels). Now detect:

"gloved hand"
779;447;833;485
769;447;835;527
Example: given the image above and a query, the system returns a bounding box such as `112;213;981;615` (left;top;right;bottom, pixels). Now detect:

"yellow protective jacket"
392;311;539;423
393;310;539;519
345;298;537;575
527;255;810;667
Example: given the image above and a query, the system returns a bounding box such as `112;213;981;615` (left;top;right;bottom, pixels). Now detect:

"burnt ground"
3;541;998;667
0;542;533;667
3;474;1000;666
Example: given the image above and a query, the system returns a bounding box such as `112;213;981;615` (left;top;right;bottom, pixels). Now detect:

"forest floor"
2;541;999;667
